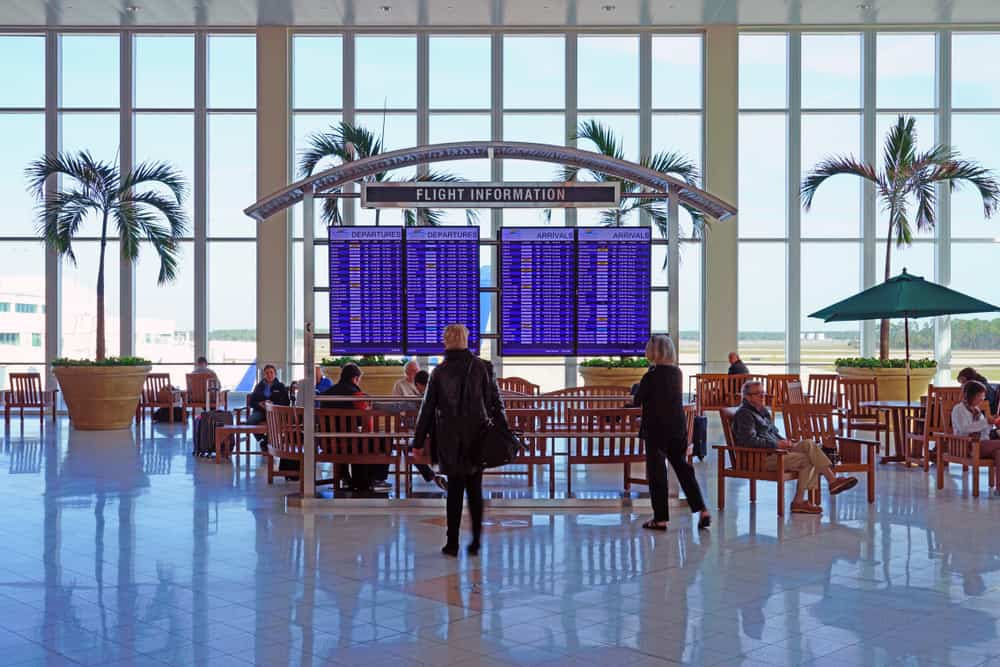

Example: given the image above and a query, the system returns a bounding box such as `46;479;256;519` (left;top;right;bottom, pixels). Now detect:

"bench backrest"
808;374;840;409
315;408;402;457
498;376;540;396
505;408;554;457
565;407;643;459
266;404;304;459
766;374;800;413
186;373;211;403
537;386;631;425
925;385;963;437
141;373;172;404
9;373;44;405
839;376;880;420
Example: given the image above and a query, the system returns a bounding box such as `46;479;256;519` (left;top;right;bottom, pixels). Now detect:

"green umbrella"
809;268;1000;404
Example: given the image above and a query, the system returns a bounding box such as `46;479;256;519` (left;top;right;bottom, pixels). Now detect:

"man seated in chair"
733;380;858;515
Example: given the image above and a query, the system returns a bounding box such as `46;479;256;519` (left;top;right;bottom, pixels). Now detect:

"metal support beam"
342;33;356;227
935;30;952;380
490;31;503;375
668;187;680;345
120;31;135;357
302;187;316;498
786;32;802;373
861;30;878;359
194;32;208;360
565;31;579;387
45;30;60;392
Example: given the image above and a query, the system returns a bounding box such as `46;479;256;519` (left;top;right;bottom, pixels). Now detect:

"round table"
859;399;922;464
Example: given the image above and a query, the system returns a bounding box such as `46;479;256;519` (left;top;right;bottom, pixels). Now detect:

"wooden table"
215;424;268;464
860;400;922;464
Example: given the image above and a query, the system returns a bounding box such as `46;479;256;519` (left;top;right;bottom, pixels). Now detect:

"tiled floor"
3;417;1000;666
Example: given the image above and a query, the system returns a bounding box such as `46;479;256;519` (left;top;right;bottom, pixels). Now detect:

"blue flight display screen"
500;227;576;356
576;227;651;356
328;227;404;354
405;227;480;354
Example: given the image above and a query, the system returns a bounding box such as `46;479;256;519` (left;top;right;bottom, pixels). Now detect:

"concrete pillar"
256;27;292;378
702;26;739;373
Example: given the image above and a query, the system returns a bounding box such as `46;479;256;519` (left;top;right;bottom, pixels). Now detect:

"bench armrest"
835;436;878;447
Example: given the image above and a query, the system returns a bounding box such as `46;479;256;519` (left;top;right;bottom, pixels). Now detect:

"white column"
120;31;135;357
491;31;504;376
935;30;952;382
565;31;579;387
786;32;802;373
302;187;316;497
45;31;60;391
861;30;878;359
341;33;356;227
194;32;208;361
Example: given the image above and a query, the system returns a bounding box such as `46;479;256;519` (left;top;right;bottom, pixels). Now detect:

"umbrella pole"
905;316;911;408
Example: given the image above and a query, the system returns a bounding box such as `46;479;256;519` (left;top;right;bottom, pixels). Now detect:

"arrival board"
576;227;651;356
499;228;576;356
405;227;480;354
328;227;404;354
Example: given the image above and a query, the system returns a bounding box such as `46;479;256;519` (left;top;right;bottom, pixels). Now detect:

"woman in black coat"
412;324;506;557
633;335;710;531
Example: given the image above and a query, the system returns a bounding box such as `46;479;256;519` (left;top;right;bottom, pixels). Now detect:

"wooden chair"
505;408;557;498
766;374;801;415
715;407;795;516
695;373;763;415
904;385;962;471
565;407;644;496
783;403;878;503
264;404;306;493
135;373;176;424
316;408;404;492
808;374;841;410
839;377;887;440
787;381;805;405
935;400;997;498
3;373;58;426
498;377;541;396
182;373;228;418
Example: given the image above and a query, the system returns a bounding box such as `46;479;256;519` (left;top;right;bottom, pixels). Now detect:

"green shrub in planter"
320;355;405;367
835;357;937;369
579;357;650;369
52;356;152;367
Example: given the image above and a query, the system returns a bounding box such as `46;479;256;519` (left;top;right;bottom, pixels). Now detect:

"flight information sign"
499;227;576;356
328;227;404;354
405;227;480;354
576;227;651;356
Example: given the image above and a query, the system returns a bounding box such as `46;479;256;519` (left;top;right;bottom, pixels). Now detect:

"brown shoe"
790;501;822;515
829;476;859;495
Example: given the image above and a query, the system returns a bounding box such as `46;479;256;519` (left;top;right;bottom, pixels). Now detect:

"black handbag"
456;357;525;469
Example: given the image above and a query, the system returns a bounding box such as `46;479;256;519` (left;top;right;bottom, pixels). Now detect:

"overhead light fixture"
378;4;391;13
601;4;616;12
857;3;870;9
126;4;141;11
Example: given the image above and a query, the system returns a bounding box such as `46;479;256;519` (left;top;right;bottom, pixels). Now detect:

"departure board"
405;227;480;354
328;227;404;354
499;227;576;356
576;227;651;356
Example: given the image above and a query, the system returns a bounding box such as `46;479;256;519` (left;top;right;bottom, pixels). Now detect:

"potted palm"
802;115;999;399
565;121;699;387
27;151;188;429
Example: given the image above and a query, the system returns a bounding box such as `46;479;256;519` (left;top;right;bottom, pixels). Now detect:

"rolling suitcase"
691;415;708;461
193;410;234;457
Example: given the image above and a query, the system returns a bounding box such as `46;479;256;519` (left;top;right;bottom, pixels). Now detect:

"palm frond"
298;129;350;177
642;151;701;187
336;122;383;161
25;151;108;202
911;179;937;232
883;115;917;182
320;197;342;226
573;120;625;162
929;159;1000;217
801;156;880;211
121;190;190;240
36;191;98;263
120;161;188;204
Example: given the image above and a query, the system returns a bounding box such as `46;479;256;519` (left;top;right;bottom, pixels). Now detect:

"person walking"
412;324;507;557
633;334;711;531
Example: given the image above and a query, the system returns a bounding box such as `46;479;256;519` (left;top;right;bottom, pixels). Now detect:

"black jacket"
249;379;291;413
728;360;749;375
633;365;688;448
412;349;507;476
732;400;782;449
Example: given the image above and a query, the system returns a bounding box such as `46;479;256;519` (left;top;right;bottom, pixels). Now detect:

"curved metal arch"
243;141;737;222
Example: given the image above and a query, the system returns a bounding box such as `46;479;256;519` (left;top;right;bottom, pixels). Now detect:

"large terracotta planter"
579;366;648;389
321;365;404;396
836;365;937;402
53;365;150;430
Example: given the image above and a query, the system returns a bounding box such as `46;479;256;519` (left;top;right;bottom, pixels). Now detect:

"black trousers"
646;439;706;522
246;409;267;444
446;471;484;547
416;463;435;482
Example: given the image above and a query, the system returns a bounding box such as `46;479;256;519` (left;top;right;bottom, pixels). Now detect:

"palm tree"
26;151;188;361
298;121;478;227
559;120;704;240
801;115;1000;360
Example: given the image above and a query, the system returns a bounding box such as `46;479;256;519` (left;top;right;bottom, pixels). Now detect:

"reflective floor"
3;418;1000;666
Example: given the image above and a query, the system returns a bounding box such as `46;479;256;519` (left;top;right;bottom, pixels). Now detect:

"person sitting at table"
958;367;999;416
733;380;858;515
320;364;391;493
728;352;749;375
246;364;291;442
191;355;221;390
952;380;1000;494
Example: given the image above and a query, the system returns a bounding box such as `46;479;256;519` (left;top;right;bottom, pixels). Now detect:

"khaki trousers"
766;439;833;496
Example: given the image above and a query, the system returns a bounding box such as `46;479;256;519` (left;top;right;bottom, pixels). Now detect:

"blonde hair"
443;324;470;350
645;334;676;365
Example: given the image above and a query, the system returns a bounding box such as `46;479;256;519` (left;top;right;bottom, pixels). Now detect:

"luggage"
480;421;527;469
691;415;708;461
152;407;185;422
193;410;234;457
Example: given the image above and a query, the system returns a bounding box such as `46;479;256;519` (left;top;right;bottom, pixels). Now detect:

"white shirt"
951;402;993;440
392;378;421;397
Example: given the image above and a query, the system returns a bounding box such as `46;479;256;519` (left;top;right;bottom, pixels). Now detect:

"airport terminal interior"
5;1;1000;665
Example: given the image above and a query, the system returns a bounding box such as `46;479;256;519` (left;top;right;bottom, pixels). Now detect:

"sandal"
642;519;668;531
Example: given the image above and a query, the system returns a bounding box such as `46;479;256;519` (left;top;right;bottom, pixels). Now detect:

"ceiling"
3;0;1000;27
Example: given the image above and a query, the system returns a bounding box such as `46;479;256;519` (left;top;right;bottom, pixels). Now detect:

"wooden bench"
215;424;268;464
505;408;557;498
3;372;58;427
498;376;541;396
565;407;645;496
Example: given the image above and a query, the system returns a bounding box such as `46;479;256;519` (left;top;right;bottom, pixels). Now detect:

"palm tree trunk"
95;211;109;361
879;218;893;361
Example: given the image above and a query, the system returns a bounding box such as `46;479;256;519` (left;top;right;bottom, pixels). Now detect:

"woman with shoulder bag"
633;335;711;532
412;324;507;557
